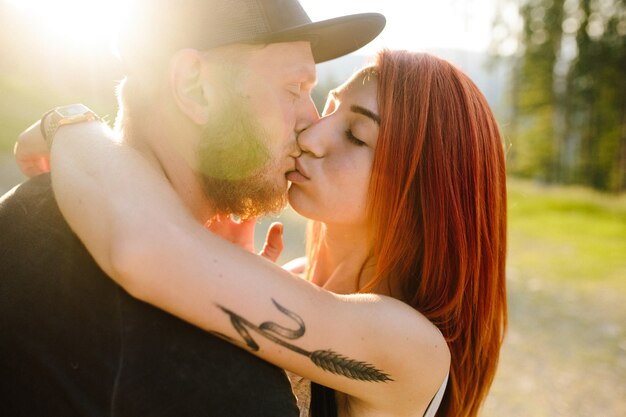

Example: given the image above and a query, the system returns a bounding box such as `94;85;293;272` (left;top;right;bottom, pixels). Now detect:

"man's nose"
294;96;320;134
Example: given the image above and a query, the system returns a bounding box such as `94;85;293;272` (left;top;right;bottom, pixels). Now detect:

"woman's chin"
287;187;316;220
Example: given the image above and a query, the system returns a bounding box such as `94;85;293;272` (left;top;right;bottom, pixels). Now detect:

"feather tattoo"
217;298;393;383
309;350;392;382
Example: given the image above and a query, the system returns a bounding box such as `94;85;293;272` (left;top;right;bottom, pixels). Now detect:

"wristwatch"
40;104;102;148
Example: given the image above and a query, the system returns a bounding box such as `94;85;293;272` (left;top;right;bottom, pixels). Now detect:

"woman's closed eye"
345;129;366;146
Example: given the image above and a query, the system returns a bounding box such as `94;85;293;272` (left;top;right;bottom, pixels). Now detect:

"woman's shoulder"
358;294;451;414
282;256;308;276
370;293;448;345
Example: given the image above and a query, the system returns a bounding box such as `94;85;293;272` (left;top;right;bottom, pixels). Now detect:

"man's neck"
119;118;216;225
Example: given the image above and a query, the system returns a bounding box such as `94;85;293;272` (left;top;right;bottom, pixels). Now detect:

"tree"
500;0;625;192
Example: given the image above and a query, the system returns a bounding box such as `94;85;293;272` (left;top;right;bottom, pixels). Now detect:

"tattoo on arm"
216;298;393;383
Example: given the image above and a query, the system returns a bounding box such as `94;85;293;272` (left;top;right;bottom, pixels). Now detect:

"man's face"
198;41;318;219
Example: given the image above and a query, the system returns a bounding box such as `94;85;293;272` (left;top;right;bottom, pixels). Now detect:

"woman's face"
288;70;379;226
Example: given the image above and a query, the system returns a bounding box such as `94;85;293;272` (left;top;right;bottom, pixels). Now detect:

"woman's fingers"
259;222;283;263
14;121;51;178
208;217;284;262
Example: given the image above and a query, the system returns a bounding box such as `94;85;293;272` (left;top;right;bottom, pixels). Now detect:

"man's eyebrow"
290;66;317;85
350;105;380;125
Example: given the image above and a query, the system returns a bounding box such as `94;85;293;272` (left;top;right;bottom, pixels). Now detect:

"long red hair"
307;50;507;416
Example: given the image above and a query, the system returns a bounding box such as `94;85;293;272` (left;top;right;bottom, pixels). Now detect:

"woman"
20;50;507;417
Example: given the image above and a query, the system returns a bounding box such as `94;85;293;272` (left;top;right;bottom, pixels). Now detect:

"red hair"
368;50;507;416
307;50;507;417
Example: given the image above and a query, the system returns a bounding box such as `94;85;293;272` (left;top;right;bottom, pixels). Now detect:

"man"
0;0;385;416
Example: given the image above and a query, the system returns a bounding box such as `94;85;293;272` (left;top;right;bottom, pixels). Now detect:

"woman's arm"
51;127;450;414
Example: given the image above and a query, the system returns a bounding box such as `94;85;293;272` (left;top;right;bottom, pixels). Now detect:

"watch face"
57;103;90;118
42;104;100;147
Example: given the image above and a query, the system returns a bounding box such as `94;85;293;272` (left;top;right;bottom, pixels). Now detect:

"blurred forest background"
0;0;624;415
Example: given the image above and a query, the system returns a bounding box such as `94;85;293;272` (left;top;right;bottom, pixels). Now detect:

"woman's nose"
296;118;329;158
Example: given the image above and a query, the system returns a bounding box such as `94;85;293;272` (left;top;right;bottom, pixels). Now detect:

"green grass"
507;178;626;288
487;178;626;417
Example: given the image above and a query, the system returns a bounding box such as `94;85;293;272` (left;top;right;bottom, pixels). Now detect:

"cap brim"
258;13;386;63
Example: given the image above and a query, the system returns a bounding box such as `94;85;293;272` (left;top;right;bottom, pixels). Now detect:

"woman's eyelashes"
345;129;366;146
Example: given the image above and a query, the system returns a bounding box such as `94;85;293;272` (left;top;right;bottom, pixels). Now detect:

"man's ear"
169;49;210;125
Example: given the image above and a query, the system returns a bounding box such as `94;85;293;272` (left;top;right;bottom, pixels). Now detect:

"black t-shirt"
0;174;299;417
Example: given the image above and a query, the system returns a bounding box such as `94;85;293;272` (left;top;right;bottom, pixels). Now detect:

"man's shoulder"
0;171;100;256
0;173;76;246
0;174;57;219
0;178;300;417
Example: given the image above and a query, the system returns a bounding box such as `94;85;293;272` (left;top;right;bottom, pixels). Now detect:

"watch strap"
40;104;102;148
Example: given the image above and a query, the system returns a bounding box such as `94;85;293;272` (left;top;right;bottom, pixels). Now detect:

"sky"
301;0;501;53
3;0;507;54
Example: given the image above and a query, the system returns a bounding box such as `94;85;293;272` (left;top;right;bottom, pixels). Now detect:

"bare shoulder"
372;294;450;373
343;293;451;414
282;256;307;276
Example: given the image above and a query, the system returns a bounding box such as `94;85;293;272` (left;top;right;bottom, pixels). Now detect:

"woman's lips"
287;160;310;183
286;169;309;183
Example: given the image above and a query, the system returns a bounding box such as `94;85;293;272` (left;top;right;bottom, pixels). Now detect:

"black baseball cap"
117;0;385;66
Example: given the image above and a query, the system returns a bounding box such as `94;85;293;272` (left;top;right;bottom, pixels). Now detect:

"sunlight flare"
5;0;126;45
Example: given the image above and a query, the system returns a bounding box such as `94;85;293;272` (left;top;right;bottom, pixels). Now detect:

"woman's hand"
206;216;284;262
14;120;50;177
259;222;284;262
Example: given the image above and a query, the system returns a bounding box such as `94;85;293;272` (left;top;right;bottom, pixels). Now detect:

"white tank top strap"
423;372;449;417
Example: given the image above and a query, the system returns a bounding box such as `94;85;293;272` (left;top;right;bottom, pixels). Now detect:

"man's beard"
197;92;288;220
